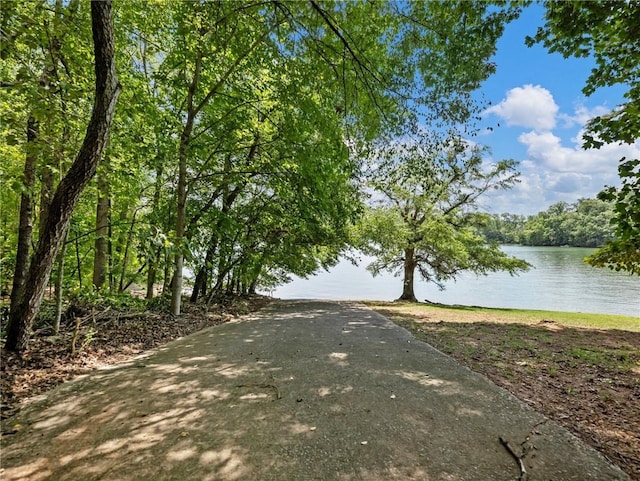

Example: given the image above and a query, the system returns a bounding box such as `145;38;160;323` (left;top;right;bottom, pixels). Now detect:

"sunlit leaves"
356;134;529;296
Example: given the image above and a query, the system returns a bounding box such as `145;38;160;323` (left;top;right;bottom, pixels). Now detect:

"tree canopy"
355;135;530;301
2;1;527;350
482;198;616;248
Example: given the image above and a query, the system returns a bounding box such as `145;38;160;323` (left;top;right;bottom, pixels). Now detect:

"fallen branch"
70;307;110;355
520;419;548;455
500;436;527;481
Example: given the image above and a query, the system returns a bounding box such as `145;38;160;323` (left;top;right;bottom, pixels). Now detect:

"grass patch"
568;347;637;371
364;300;639;331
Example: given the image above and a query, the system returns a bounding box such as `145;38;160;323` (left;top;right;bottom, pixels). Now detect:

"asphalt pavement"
0;300;629;480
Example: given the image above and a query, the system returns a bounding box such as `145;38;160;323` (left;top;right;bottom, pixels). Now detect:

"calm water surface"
273;246;640;316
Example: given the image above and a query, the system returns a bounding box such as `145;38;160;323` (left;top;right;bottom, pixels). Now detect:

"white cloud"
479;84;639;215
558;104;610;128
484;84;559;131
547;172;591;194
481;159;619;216
518;129;640;175
482;134;637;215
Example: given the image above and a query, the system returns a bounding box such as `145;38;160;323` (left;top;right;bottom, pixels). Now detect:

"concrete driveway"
0;300;628;480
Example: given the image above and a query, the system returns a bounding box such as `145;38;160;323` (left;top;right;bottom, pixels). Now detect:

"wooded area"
1;1;638;351
482;198;616;247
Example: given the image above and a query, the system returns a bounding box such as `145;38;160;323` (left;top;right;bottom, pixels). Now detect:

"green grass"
364;300;640;332
568;347;637;371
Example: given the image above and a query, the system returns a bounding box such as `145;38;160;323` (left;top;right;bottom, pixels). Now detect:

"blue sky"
473;3;639;216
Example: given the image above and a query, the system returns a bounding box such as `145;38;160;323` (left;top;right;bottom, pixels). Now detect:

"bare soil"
367;301;640;481
0;295;272;422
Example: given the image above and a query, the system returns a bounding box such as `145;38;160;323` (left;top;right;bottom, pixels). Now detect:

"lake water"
272;245;640;317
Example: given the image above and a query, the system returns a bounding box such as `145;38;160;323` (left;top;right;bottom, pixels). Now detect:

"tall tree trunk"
118;209;137;292
145;164;164;300
398;247;418;302
146;247;160;300
190;266;207;303
190;257;212;303
52;226;69;335
92;159;110;290
170;54;201;316
161;254;171;296
190;237;218;303
170;126;190;315
5;0;121;351
9;116;39;316
39;164;54;234
108;213;114;290
74;229;83;288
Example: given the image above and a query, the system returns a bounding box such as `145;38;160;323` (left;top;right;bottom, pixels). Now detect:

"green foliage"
69;290;146;313
527;1;640;146
356;134;530;298
585;236;640;275
483;199;616;248
481;213;527;244
2;1;525;330
528;1;640;274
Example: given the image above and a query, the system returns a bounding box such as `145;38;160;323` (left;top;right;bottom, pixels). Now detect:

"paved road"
1;300;628;480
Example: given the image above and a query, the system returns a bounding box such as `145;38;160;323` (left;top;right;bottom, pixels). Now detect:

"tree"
528;1;640;273
1;1;524;345
5;0;121;351
150;0;524;314
484;198;615;248
481;213;526;244
2;0;87;322
357;136;530;302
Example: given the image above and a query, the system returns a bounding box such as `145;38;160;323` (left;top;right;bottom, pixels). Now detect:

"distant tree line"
481;199;615;248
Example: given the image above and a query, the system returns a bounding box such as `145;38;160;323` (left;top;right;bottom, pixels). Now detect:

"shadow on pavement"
0;300;629;481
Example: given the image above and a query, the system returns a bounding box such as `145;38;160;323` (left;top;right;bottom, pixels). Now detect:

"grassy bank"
365;301;640;480
367;301;640;331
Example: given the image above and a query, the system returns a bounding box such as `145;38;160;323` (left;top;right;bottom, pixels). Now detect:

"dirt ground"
367;302;640;481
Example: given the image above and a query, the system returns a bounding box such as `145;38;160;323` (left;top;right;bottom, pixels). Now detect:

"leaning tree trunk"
398;247;418;302
190;242;216;303
5;0;121;351
170;53;200;316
